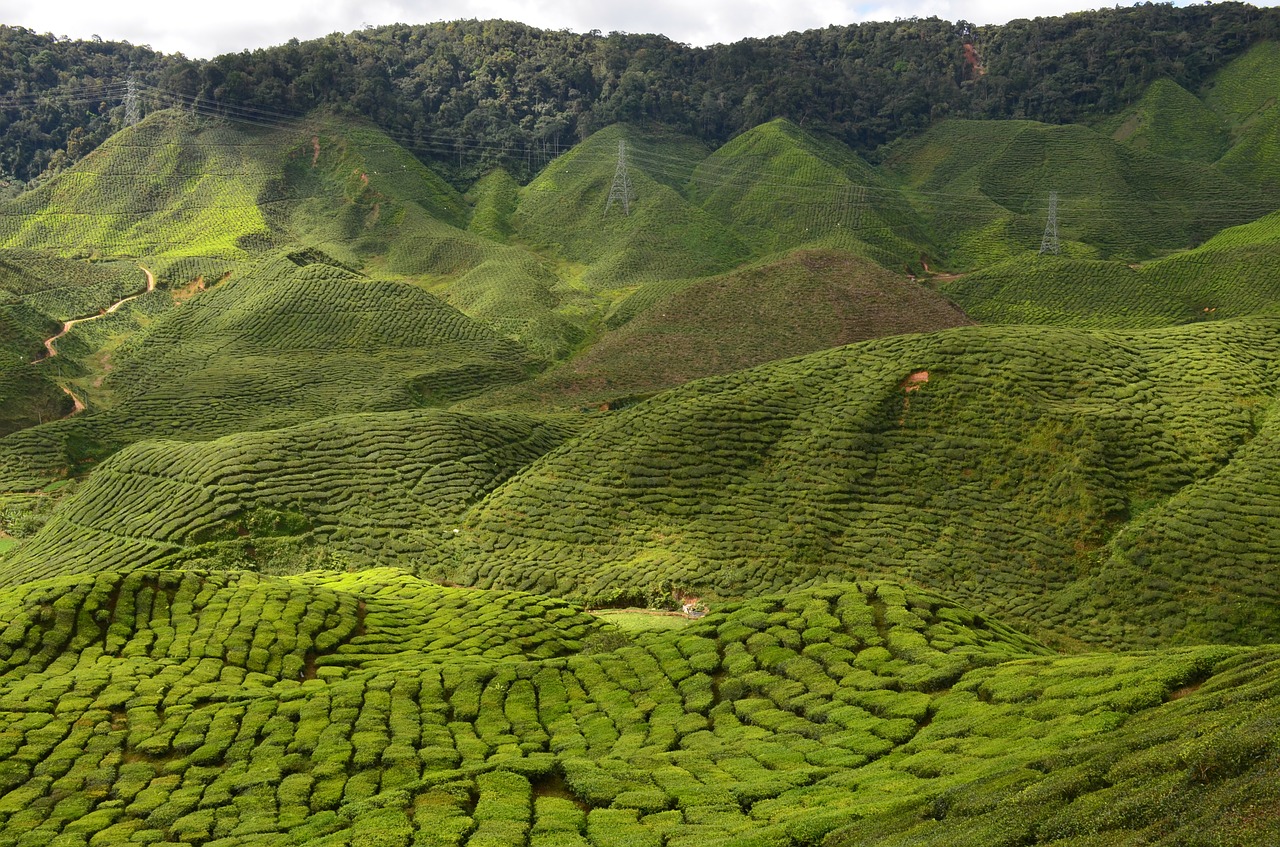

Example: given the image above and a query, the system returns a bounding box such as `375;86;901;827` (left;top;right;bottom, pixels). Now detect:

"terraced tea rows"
684;119;933;270
0;113;280;258
940;201;1280;330
0;569;1270;846
883;119;1272;266
464;249;974;412
1106;78;1230;162
0;409;577;585
454;318;1280;647
0;252;537;488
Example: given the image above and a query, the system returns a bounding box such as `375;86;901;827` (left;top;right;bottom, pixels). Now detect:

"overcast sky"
1;1;1275;58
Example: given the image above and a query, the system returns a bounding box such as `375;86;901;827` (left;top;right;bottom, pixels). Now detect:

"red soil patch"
900;371;930;392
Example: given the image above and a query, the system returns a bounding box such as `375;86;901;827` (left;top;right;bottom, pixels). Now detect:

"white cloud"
0;0;1274;58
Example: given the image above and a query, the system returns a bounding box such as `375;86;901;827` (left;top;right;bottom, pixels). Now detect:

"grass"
590;610;694;633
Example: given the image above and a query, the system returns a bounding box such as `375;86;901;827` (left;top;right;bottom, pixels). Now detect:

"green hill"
0;112;279;258
883;119;1270;266
0;251;534;488
450;318;1280;648
467;249;973;411
940;205;1280;329
0;409;576;586
513;124;751;291
942;257;1177;328
688;119;934;270
5;57;1280;847
1107;77;1230;162
0;252;151;435
1202;40;1280;129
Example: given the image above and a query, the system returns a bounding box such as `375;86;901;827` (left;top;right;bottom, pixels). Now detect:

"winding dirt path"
33;265;155;417
39;266;156;360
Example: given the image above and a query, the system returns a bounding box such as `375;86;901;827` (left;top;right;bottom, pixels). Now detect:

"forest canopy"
2;2;1279;185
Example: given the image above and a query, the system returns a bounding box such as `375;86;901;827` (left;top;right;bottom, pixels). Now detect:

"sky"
0;0;1275;58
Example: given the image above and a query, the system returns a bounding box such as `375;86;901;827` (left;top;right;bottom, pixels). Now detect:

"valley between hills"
0;10;1279;847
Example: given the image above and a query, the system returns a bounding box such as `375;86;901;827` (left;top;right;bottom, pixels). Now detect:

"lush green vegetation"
2;15;1280;845
0;408;577;585
453;317;1280;649
0;571;1269;845
7;4;1280;185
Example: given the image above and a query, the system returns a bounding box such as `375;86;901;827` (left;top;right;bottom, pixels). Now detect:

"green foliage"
0;250;537;488
456;317;1280;648
1106;78;1230;162
468;248;972;412
0;406;576;584
884;119;1268;265
5;22;1280;847
0;568;1267;845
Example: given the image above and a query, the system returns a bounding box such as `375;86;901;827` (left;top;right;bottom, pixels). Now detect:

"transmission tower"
124;76;141;127
605;139;634;217
1039;191;1060;255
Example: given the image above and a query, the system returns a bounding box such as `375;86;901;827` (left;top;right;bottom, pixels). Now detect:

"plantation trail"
34;266;156;416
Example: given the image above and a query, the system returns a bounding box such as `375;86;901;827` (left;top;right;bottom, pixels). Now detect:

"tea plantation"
0;570;1271;846
2;35;1280;847
454;317;1280;649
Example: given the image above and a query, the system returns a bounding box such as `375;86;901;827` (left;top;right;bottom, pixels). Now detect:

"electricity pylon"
1039;191;1060;255
124;76;141;127
605;140;634;217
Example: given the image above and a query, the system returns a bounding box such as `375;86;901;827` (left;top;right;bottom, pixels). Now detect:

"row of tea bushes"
0;570;1269;845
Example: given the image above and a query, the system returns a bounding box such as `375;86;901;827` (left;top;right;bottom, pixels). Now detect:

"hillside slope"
467;249;973;411
0;409;577;586
451;318;1280;648
0;251;534;488
884;119;1270;266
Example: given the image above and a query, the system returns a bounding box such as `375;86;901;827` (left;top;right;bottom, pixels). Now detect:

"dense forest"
3;2;1280;185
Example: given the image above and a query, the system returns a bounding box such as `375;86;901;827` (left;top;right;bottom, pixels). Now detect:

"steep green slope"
452;318;1280;648
0;252;150;436
273;121;568;362
0;112;278;258
0;109;476;263
1201;40;1280;129
466;168;520;242
513;124;751;290
884;119;1270;266
1063;401;1280;647
688;119;933;270
0;109;593;361
0;252;534;488
941;206;1280;329
0;568;1271;845
943;258;1179;328
468;249;973;411
1107;77;1229;162
1200;41;1280;187
0;409;576;586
